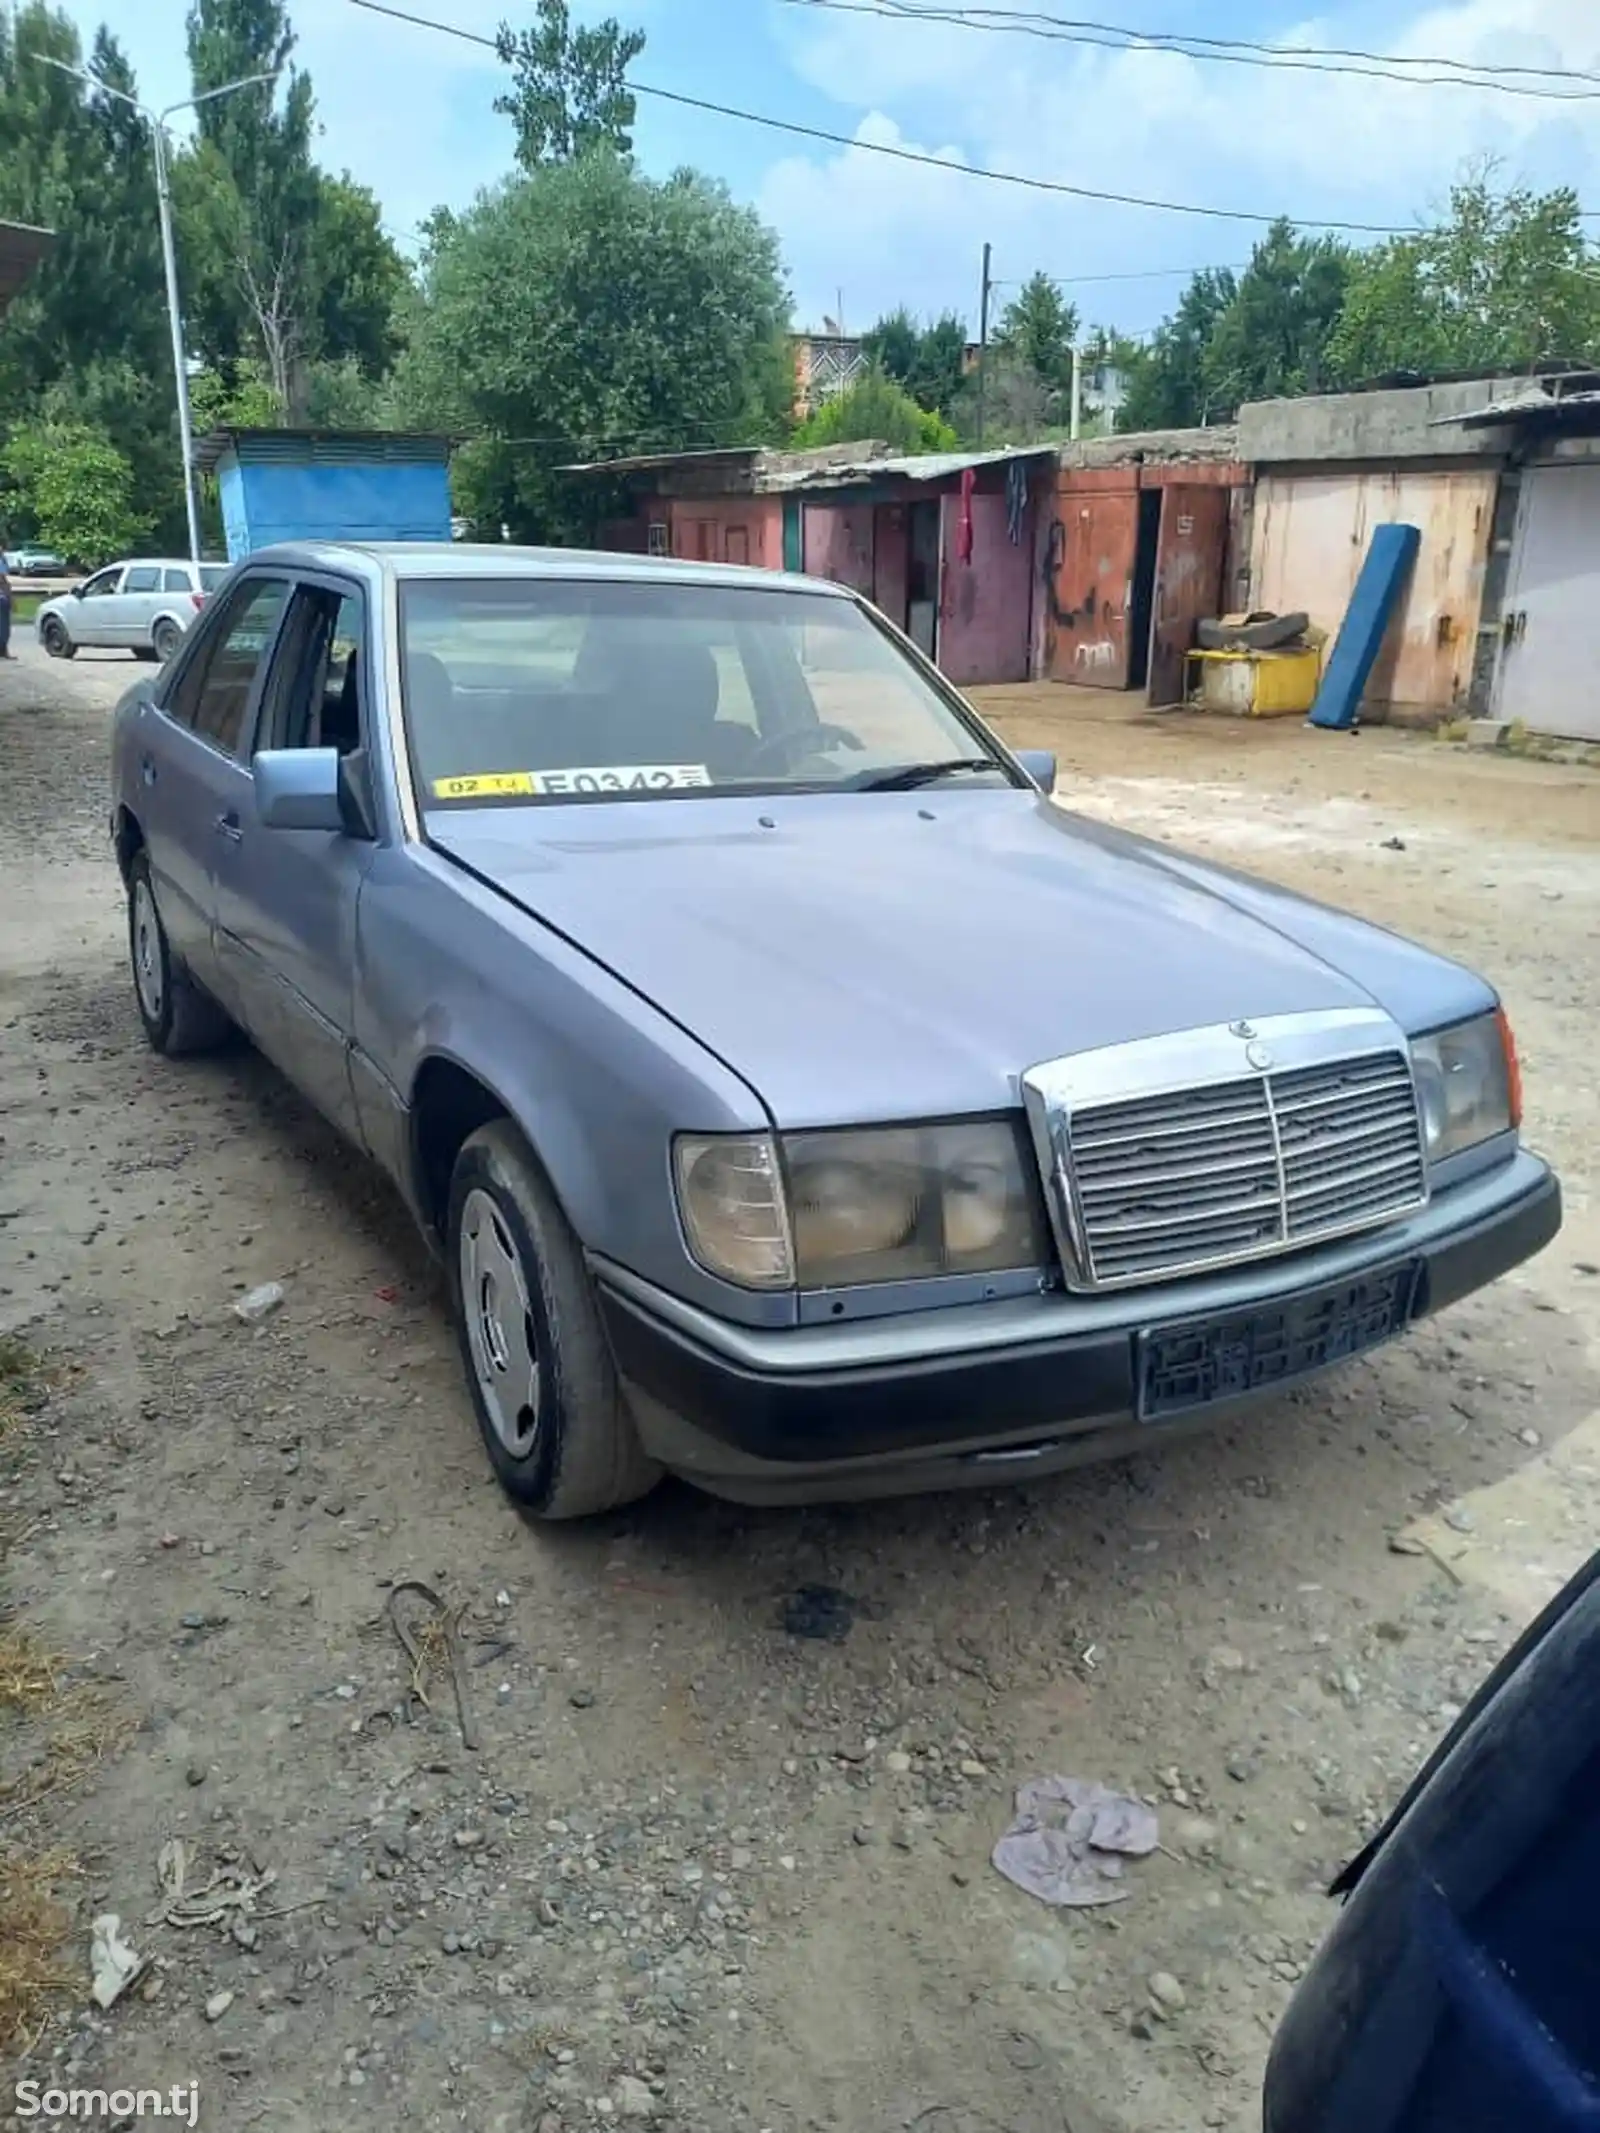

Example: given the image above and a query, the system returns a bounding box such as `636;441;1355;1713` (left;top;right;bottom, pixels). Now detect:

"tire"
126;851;232;1056
152;617;181;663
40;615;75;659
446;1119;660;1520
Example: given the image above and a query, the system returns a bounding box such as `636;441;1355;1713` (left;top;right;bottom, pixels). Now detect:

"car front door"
116;563;163;649
136;573;291;997
71;565;124;646
212;578;378;1141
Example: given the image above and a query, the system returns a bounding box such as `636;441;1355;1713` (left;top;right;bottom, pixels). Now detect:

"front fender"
352;843;796;1328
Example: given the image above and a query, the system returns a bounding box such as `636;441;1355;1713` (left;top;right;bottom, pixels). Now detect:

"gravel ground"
2;641;1597;2133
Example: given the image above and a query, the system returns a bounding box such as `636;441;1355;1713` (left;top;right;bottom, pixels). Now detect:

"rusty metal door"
1147;483;1229;706
1045;471;1139;688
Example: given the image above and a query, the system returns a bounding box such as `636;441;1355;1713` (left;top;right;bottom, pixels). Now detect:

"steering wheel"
743;722;866;773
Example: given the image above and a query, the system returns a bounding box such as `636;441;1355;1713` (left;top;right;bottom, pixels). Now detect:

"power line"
778;0;1600;101
339;0;1600;229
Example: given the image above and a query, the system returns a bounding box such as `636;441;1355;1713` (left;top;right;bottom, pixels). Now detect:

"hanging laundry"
957;467;976;564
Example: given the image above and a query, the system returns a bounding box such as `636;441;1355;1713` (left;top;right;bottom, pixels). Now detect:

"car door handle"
214;812;243;843
140;756;157;786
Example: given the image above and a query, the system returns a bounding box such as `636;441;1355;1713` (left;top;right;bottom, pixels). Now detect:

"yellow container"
1186;645;1322;717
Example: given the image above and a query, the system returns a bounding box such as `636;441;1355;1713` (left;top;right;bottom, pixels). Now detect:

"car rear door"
135;573;292;997
117;563;163;648
211;576;378;1140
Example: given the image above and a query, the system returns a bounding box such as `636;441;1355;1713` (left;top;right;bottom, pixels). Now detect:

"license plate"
1137;1262;1421;1422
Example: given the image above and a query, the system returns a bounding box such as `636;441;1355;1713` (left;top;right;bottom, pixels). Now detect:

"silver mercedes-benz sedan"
107;542;1561;1517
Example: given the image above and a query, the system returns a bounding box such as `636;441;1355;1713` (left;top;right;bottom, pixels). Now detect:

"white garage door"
1495;463;1600;742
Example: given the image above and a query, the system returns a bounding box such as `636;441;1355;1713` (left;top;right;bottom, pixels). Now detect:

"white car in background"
37;558;230;662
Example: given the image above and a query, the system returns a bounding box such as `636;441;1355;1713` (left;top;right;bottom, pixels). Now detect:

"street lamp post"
40;59;278;566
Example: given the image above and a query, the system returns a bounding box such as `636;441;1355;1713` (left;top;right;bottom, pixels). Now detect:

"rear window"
162;568;190;593
200;566;228;591
399;577;1003;808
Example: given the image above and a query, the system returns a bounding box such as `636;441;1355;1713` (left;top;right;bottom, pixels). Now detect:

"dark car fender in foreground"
1266;1545;1600;2131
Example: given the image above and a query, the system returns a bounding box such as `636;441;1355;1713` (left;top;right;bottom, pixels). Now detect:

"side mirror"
1015;749;1057;793
72;585;85;599
253;747;347;833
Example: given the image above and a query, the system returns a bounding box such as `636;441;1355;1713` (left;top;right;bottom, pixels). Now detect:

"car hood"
432;790;1493;1126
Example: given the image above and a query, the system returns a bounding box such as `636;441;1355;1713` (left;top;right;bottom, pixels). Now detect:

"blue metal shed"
195;429;453;561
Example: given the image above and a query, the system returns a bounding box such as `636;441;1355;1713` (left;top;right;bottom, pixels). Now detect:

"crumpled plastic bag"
991;1775;1160;1908
89;1913;146;2008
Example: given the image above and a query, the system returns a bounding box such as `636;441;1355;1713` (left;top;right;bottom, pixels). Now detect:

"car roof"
237;540;851;599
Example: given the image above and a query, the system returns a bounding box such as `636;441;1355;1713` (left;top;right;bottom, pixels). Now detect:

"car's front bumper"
595;1150;1560;1505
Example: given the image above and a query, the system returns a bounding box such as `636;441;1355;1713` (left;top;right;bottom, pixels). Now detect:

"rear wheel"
152;616;181;663
40;615;74;659
446;1120;660;1520
127;852;231;1056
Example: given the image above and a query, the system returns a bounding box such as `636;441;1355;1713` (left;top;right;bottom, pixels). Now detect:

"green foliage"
175;0;407;417
951;357;1049;445
1200;220;1352;416
391;155;790;540
992;271;1079;400
1326;175;1600;384
1117;268;1237;430
3;421;148;564
861;308;968;415
791;368;957;453
494;0;645;169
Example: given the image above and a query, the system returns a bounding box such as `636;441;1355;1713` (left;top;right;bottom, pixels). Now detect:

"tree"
950;356;1050;446
0;8;186;545
391;155;790;540
862;308;969;417
1201;220;1352;415
1117;269;1237;431
176;0;406;420
1326;174;1600;385
992;271;1079;401
494;0;645;169
791;367;957;453
3;421;148;563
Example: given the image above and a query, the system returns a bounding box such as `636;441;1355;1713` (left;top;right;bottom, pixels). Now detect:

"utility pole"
40;57;278;566
1069;345;1083;442
975;242;994;449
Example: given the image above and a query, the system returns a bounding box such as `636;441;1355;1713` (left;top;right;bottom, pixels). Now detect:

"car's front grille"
1064;1049;1426;1288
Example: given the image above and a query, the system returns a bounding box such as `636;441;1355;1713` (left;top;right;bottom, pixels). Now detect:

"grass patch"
0;1623;61;1714
0;1622;132;1824
0;1847;77;2052
0;1333;73;1439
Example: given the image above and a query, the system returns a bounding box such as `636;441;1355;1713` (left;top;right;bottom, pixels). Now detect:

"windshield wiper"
854;758;1002;793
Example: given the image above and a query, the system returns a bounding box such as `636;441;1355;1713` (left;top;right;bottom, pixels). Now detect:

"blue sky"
60;0;1600;337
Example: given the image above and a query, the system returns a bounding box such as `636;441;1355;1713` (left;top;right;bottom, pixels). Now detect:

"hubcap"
459;1187;542;1458
132;879;164;1022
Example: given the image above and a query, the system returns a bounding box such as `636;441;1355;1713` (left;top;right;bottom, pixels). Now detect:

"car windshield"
399;577;1013;807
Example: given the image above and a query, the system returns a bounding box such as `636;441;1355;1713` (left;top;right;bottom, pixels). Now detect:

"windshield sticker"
429;765;711;801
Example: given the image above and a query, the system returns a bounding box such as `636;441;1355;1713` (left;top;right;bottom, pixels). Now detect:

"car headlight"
674;1120;1046;1290
1411;1010;1520;1164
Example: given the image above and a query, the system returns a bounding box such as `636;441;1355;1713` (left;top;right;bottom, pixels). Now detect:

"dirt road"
3;646;1597;2133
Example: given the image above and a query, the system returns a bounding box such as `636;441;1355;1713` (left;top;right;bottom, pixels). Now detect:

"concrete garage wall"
1250;468;1496;719
667;496;782;568
1238;381;1513;464
802;502;875;595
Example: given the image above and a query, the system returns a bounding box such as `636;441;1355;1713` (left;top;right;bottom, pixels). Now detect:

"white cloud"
762;0;1600;331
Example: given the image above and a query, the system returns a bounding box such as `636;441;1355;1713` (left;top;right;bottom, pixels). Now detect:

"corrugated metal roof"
756;443;1055;492
1432;381;1600;429
558;446;764;475
194;427;454;472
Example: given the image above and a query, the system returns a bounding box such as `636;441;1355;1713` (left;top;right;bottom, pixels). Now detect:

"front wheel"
127;852;232;1056
446;1120;660;1520
40;615;74;659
